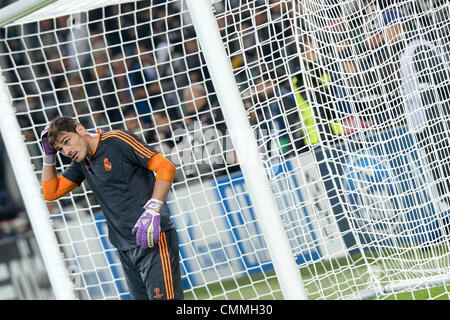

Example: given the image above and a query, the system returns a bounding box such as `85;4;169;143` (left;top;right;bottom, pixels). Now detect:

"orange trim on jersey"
146;153;176;182
89;129;102;158
158;232;174;300
43;176;78;201
102;131;155;159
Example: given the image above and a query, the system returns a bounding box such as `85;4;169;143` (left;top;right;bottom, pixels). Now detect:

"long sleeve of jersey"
42;176;79;201
146;153;176;182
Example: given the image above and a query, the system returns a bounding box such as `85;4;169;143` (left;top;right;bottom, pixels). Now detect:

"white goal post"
185;0;307;299
0;0;449;300
0;0;56;27
0;76;75;300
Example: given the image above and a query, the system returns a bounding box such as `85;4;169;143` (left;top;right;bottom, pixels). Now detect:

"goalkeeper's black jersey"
62;130;174;251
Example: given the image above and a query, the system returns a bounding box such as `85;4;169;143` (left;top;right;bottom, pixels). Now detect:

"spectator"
81;47;120;128
151;111;185;182
46;50;67;93
252;2;293;73
360;7;450;204
357;8;412;125
252;75;299;157
134;45;165;111
182;83;208;128
242;90;271;157
152;110;178;155
174;82;225;178
26;96;47;126
118;47;166;124
110;52;132;106
317;10;372;137
184;37;203;75
298;36;336;114
124;111;153;142
56;14;91;71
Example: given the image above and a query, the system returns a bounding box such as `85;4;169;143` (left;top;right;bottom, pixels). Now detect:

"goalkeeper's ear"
75;123;87;136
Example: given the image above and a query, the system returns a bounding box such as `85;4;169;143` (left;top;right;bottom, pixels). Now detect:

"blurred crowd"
0;0;448;194
0;0;25;239
0;137;30;239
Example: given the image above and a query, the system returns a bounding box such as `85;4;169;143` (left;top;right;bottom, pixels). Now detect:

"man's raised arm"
41;127;78;201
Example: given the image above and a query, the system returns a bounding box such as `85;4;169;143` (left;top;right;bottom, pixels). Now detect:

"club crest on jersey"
153;287;164;299
103;158;112;171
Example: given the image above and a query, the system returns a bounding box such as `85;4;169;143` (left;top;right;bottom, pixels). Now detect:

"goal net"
0;0;449;300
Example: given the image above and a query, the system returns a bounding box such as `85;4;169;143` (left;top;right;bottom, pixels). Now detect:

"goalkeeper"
40;116;183;300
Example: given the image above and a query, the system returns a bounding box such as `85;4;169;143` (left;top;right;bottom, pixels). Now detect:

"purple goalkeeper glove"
41;127;57;165
132;199;163;248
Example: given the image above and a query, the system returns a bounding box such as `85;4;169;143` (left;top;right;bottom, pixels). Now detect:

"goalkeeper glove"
132;199;162;249
41;127;57;165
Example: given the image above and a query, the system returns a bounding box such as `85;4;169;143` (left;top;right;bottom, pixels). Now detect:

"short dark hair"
47;116;79;147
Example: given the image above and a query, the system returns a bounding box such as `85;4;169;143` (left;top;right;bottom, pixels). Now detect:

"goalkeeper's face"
53;125;90;163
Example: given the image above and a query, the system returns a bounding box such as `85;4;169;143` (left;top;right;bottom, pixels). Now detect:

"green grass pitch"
183;244;450;300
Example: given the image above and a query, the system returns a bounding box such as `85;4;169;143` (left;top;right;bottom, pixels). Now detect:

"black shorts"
118;228;183;300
